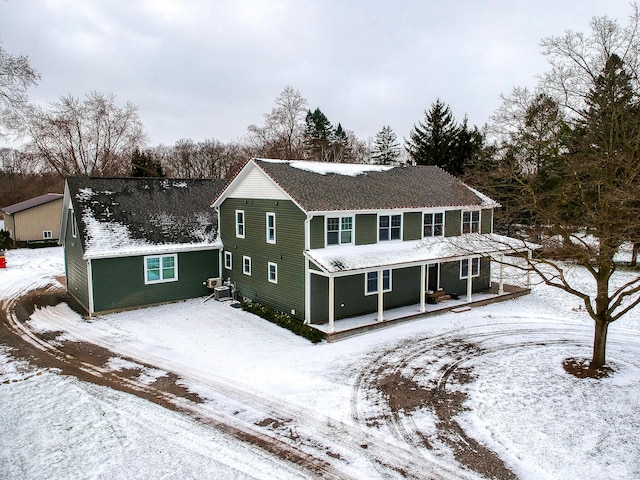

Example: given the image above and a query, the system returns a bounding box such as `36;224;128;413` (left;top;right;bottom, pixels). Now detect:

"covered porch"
312;282;529;342
304;233;537;339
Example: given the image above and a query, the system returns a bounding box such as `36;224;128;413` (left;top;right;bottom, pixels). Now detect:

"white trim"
365;269;392;295
144;253;179;284
422;211;445;238
224;251;232;270
266;212;276;244
43;230;53;239
377;213;403;242
242;255;252;275
460;257;480;279
325;215;354;247
235;209;245;238
268;261;278;283
461;210;481;234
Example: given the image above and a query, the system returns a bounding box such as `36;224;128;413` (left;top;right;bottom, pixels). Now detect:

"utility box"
0;250;5;269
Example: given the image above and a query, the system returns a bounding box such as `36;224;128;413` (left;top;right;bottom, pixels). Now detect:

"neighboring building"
1;193;64;246
61;177;226;315
212;158;532;331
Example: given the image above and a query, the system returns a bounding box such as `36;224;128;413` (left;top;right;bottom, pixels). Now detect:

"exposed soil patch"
563;357;616;379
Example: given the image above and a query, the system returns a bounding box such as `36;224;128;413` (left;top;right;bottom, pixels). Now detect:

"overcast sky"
0;1;634;148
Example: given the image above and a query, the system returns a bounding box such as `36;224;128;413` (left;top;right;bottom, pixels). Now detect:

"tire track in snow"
2;286;474;480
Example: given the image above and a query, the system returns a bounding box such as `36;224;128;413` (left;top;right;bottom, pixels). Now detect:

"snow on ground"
2;247;640;479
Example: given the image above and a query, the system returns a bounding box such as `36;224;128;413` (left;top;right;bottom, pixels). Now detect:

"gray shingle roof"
253;159;492;212
66;177;226;253
1;193;63;215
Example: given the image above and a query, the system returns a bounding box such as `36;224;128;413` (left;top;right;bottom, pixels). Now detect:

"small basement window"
144;254;178;284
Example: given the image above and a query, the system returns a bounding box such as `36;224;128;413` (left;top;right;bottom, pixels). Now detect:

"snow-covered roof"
65;177;226;259
1;193;63;215
215;158;499;213
305;233;537;275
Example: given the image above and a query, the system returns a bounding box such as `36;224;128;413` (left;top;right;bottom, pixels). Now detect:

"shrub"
241;300;324;344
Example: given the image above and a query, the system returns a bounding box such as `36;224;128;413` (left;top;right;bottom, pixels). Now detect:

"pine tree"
405;99;458;170
304;108;333;161
330;123;350;162
371;126;400;165
131;147;165;177
449;116;484;176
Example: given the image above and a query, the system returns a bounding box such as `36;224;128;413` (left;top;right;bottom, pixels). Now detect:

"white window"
242;255;251;275
235;210;245;238
70;210;77;238
379;214;402;241
326;216;353;246
144;254;178;284
268;262;278;283
43;230;53;239
460;258;480;279
224;251;232;270
462;211;480;234
266;212;276;244
365;269;392;295
423;212;444;237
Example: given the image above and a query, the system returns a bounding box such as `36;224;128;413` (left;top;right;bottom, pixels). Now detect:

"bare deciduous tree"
0;43;40;138
25;91;147;177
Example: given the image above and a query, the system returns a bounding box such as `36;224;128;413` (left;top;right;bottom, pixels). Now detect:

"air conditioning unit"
206;277;222;289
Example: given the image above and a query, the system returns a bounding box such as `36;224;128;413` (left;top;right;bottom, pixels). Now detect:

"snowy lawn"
1;247;640;479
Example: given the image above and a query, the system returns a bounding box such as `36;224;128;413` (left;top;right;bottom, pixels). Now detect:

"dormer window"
462;211;480;234
379;214;402;241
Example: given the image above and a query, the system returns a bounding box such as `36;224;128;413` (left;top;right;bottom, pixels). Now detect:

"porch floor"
312;283;529;342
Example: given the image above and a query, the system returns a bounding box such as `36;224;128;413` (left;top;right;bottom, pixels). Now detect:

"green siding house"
213;159;531;332
61;177;226;315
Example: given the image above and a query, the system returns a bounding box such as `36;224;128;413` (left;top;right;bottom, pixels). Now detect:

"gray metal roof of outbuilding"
1;193;63;215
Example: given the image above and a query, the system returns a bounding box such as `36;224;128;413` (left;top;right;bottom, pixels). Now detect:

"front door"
427;263;439;292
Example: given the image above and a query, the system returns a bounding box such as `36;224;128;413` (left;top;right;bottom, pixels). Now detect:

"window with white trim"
268;262;278;283
462;211;480;234
235;210;245;238
326;216;353;246
144;254;178;284
423;212;444;237
379;214;402;241
43;230;53;239
242;255;251;275
70;210;77;238
365;269;392;295
266;212;276;244
224;251;232;270
460;258;480;279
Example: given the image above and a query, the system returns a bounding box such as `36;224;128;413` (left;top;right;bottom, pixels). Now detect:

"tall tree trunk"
631;242;639;267
591;319;609;368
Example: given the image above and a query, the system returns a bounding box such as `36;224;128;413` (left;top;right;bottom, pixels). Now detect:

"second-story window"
423;212;444;237
266;212;276;244
379;214;401;241
326;216;353;246
462;211;480;234
236;210;245;238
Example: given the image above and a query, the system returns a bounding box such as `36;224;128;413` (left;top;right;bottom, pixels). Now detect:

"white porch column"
328;276;335;333
420;264;426;313
498;255;505;295
466;257;473;302
377;269;384;322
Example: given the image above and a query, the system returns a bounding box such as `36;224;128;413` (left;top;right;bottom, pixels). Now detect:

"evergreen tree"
130;147;165;177
304;108;333;161
371;126;400;165
330;123;350;162
450;116;484;176
405;99;458;170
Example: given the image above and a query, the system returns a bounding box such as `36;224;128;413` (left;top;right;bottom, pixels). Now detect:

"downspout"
304;214;312;324
87;259;95;316
215;206;223;280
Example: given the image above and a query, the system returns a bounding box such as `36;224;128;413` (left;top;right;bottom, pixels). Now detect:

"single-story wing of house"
61;177;226;315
